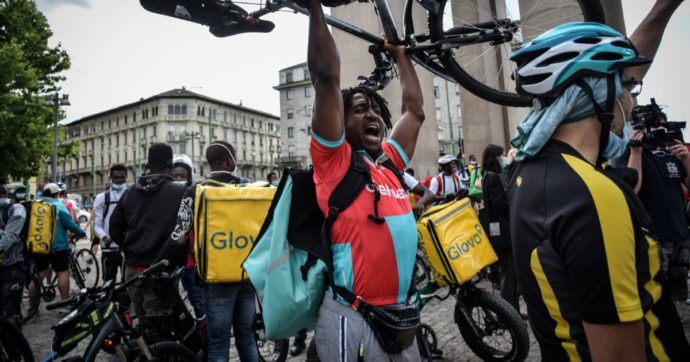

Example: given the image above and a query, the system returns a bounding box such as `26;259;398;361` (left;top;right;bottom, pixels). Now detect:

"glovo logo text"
210;230;255;250
447;224;484;261
33;205;47;247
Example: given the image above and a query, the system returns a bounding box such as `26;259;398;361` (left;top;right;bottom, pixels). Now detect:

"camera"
630;98;685;148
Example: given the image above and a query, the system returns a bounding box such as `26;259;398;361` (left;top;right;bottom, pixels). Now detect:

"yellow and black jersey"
507;140;689;361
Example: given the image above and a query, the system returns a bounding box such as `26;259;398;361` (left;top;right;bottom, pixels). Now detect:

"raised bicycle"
141;0;605;106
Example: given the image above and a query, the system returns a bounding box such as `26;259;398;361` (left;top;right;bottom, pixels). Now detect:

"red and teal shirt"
311;132;417;306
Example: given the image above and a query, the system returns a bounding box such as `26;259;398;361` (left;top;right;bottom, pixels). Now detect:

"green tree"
0;0;70;180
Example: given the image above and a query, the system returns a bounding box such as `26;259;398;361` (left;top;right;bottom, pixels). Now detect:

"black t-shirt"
507;140;689;361
637;150;689;240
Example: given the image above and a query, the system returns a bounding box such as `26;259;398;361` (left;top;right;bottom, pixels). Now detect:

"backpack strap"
1;203;10;225
102;191;111;228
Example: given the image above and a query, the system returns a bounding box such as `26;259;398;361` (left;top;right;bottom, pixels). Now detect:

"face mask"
15;193;26;200
502;158;508;169
271;181;279;187
470;160;477;166
601;99;633;160
173;180;188;186
111;182;127;191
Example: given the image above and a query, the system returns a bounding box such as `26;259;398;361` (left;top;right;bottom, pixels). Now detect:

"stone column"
332;2;440;178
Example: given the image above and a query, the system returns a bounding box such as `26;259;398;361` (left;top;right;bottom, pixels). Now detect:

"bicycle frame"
250;0;456;82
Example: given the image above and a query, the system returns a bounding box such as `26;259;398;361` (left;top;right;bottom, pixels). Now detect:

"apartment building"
58;88;280;200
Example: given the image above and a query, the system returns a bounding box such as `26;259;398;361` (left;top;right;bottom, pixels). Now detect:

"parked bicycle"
52;236;100;291
141;0;605;106
33;260;198;361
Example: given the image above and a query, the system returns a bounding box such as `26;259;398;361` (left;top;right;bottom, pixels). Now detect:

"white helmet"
173;154;195;183
438;155;457;166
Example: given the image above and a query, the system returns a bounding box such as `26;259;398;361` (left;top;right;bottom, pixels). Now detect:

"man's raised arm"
387;43;424;160
625;0;684;83
306;0;344;141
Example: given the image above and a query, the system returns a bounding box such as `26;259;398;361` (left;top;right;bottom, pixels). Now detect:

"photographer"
619;103;690;302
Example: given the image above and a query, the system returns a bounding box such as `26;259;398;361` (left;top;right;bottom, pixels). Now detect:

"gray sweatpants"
314;294;421;362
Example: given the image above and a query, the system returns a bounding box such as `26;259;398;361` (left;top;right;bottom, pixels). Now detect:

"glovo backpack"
417;197;497;286
194;180;275;283
20;200;57;255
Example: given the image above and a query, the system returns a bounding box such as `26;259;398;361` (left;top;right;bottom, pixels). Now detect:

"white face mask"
110;182;127;191
601;99;633;160
173;180;188;186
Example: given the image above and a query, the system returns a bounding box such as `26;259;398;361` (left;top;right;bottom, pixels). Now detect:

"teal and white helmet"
510;22;650;99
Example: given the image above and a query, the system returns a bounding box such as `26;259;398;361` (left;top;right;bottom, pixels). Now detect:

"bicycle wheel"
425;0;604;107
254;317;288;362
0;319;35;362
455;290;529;361
76;248;100;288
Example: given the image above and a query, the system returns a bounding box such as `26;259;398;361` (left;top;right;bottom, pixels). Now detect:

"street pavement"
21;242;690;361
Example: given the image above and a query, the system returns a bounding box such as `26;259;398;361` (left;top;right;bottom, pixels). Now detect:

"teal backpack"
243;151;403;339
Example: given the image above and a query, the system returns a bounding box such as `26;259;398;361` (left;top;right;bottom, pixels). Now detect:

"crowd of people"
2;0;690;360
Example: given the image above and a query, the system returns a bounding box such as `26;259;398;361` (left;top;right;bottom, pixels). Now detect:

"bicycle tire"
305;339;319;362
455;290;529;362
255;332;288;362
147;341;200;362
427;0;605;107
0;319;35;362
75;248;100;288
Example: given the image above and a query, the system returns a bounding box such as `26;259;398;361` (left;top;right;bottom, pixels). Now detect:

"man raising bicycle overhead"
298;0;425;360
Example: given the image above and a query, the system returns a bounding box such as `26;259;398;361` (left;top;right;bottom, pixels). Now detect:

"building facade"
273;62;314;169
433;77;463;157
57;88;280;200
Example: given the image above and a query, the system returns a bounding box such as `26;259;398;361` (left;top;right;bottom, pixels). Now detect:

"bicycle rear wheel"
427;0;604;107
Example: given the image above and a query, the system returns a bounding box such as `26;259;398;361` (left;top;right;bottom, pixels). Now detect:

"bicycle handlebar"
46;298;75;311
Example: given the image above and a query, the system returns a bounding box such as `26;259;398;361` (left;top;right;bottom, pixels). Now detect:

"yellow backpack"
194;180;276;283
21;200;57;255
417;198;497;286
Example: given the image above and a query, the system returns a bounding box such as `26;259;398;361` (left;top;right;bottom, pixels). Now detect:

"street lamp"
184;131;202;175
44;93;71;182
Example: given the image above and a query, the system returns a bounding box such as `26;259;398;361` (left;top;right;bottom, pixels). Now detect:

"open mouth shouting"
363;122;381;144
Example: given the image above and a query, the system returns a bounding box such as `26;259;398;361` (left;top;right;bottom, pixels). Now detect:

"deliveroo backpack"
244;150;403;340
194;180;275;283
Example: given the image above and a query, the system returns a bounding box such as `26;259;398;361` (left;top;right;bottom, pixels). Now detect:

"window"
223;128;228;141
133;113;137;123
233;130;237;143
433;86;440;98
304;86;312;98
304;69;310;79
116;135;120;146
305;106;313;117
243;150;246;160
153;126;157;137
168;105;174;115
287;108;294;119
251;119;255;128
307;126;312;135
287;90;294;100
175;105;181;115
286;71;293;83
180;144;186;154
125;151;128;162
169;126;176;135
288;127;294;138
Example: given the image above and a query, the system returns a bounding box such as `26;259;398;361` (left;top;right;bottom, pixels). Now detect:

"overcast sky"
36;0;689;126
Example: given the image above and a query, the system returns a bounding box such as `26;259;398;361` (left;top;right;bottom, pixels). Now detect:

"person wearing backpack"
299;0;424;359
429;155;466;204
109;143;186;319
26;183;86;315
0;183;27;330
91;164;128;284
156;141;256;362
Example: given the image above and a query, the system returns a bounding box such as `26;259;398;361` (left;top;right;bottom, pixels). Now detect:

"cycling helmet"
510;22;650;99
438;155;458;165
173;154;195;182
56;181;67;193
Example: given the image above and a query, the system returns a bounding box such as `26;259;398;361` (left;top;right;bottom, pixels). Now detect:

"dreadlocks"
342;86;392;130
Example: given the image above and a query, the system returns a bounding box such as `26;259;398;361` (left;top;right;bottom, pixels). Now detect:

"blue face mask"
501;158;508;169
601;100;632;160
111;182;127;191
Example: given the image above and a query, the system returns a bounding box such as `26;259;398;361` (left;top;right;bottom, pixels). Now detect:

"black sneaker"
289;341;306;356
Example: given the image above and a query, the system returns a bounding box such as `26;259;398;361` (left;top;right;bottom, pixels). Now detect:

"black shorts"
32;250;69;273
